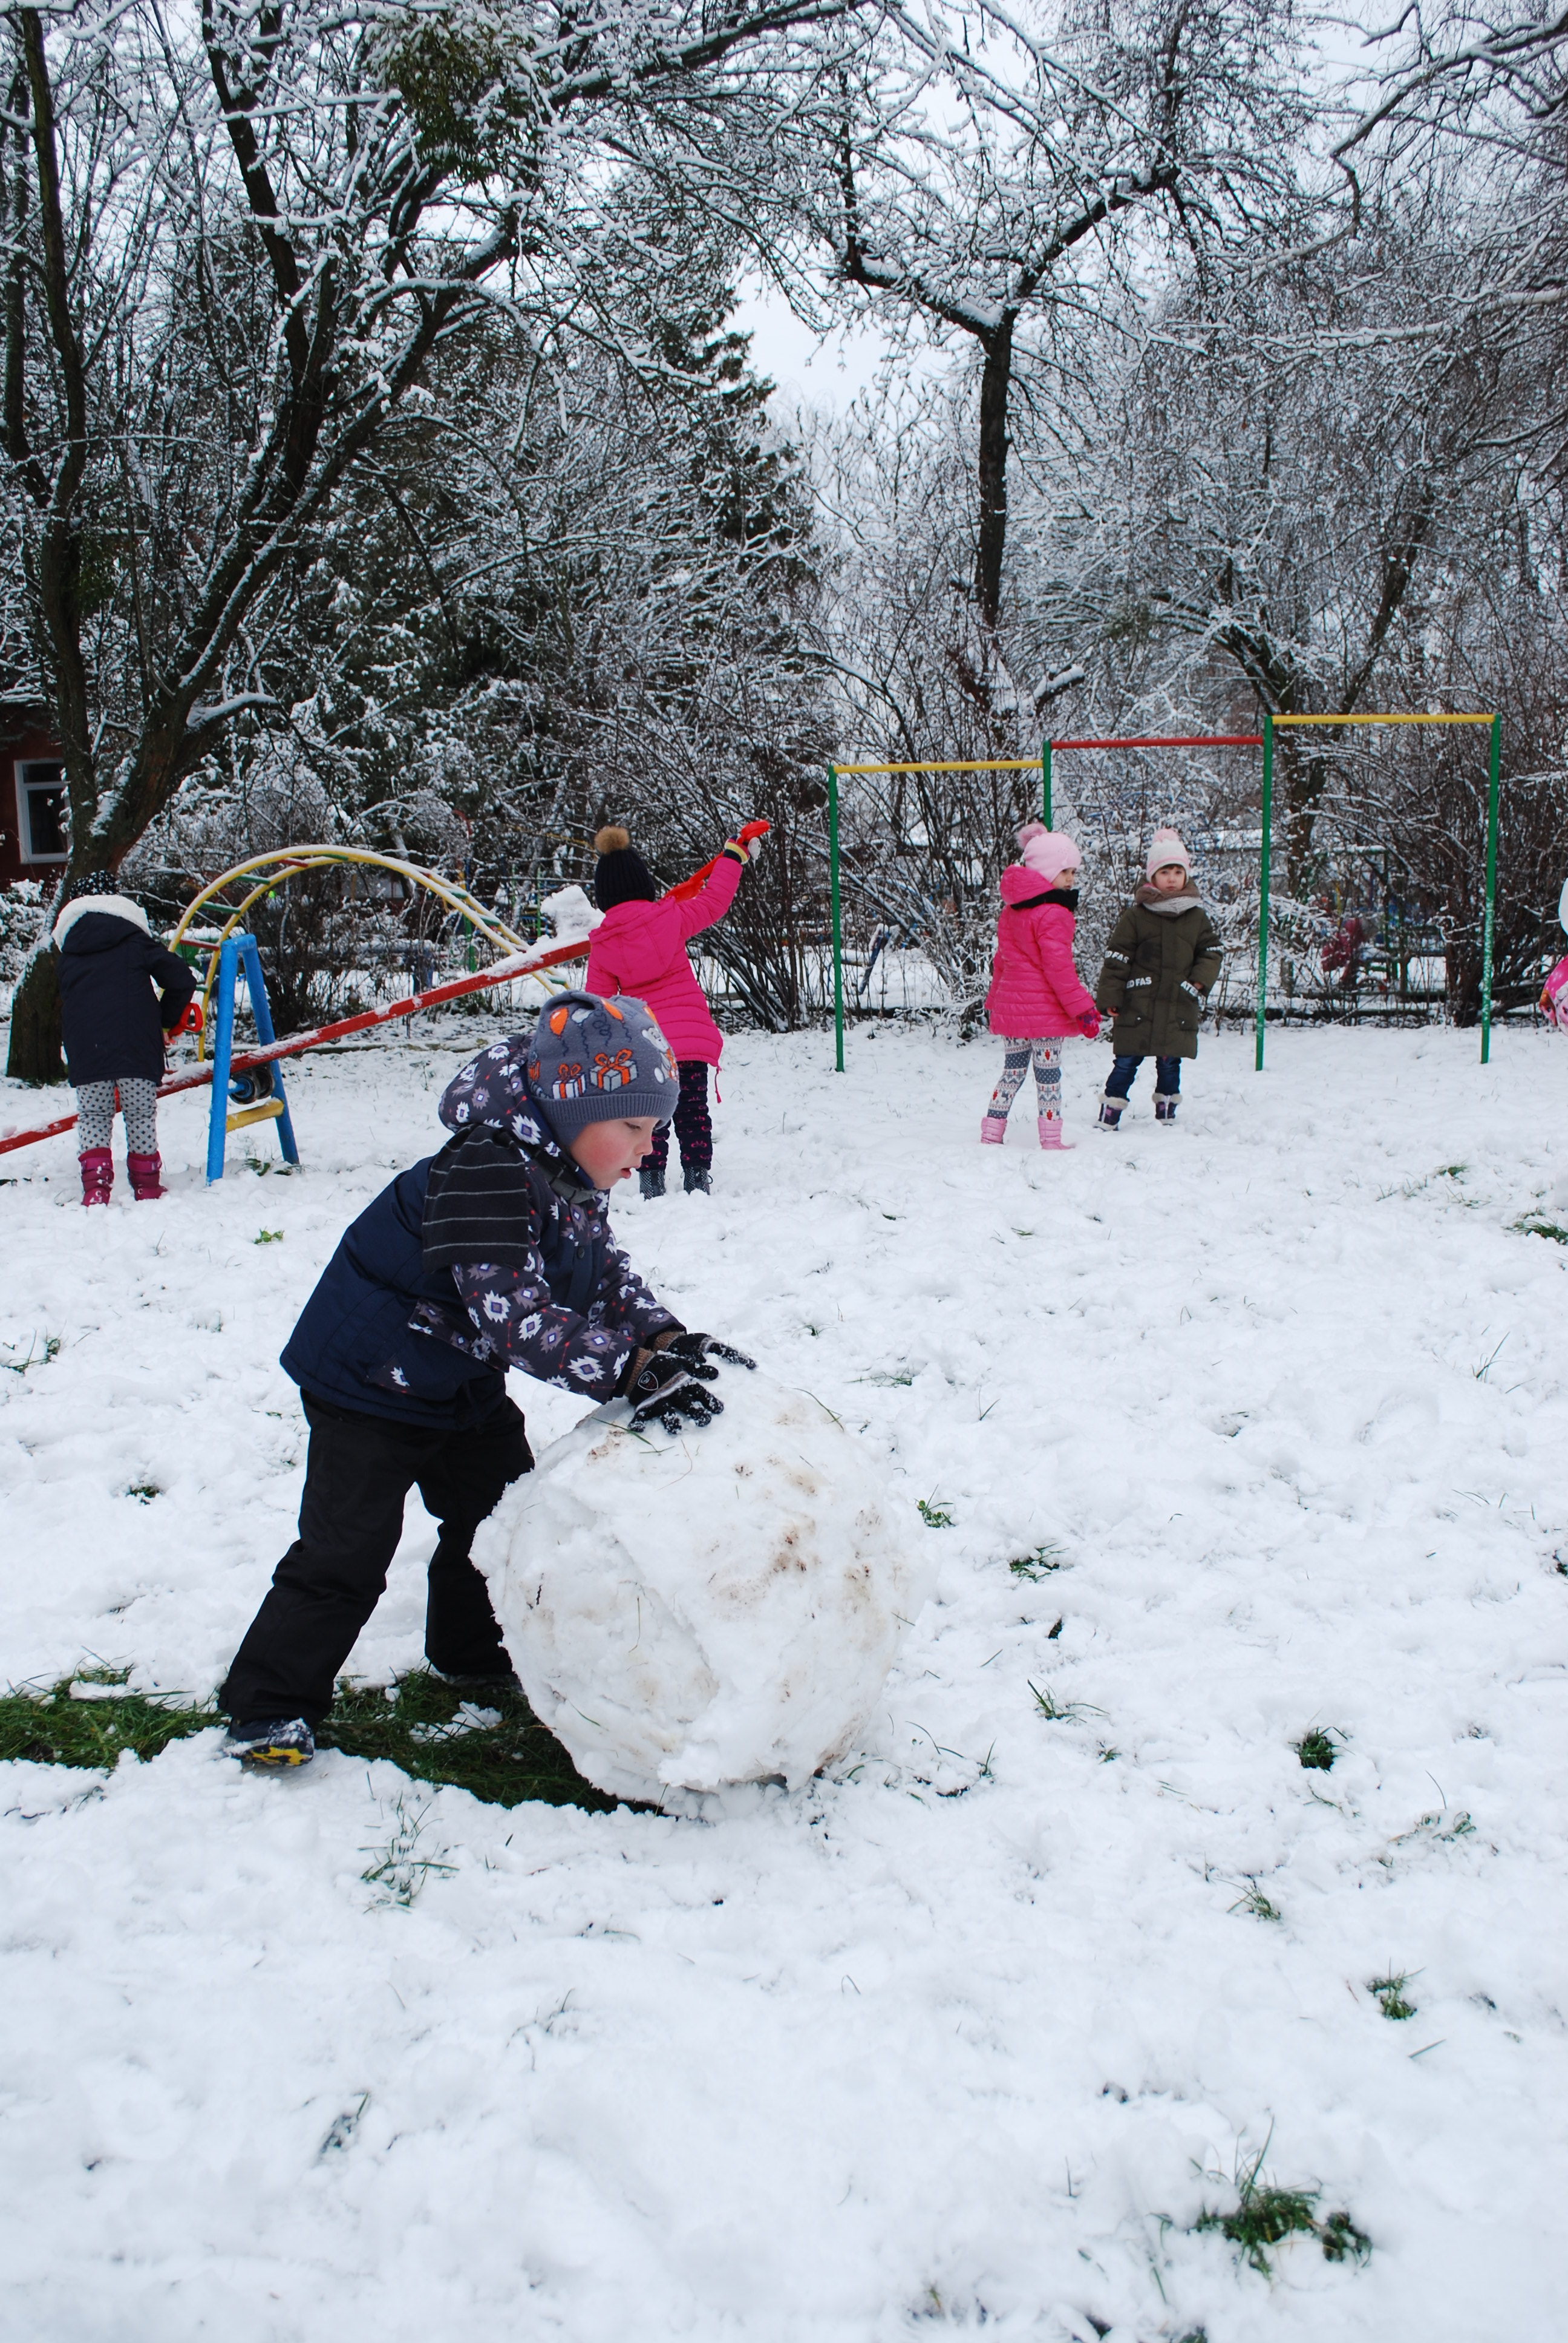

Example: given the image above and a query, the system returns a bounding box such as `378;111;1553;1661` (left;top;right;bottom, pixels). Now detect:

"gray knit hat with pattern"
525;989;678;1135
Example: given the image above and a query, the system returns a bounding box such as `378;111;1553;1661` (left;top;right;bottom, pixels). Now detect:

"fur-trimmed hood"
1134;882;1207;917
52;894;150;949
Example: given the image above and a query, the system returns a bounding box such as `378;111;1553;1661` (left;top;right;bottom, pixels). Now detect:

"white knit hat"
1146;828;1191;880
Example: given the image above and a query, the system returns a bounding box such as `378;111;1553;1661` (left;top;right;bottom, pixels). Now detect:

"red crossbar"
0;934;591;1158
1050;735;1264;750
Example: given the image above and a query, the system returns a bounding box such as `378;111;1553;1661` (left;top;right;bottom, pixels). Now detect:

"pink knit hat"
1016;823;1082;883
1146;827;1191;880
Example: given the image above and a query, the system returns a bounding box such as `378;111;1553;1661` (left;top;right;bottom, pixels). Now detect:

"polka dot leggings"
76;1078;159;1155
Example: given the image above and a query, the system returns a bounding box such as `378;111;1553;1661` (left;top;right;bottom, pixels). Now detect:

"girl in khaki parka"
1094;828;1223;1128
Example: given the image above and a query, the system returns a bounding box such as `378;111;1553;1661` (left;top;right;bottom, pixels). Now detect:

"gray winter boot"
639;1165;666;1199
1097;1093;1125;1132
1154;1091;1179;1124
684;1167;712;1194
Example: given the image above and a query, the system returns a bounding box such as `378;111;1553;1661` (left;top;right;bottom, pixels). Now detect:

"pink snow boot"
1037;1115;1074;1152
980;1115;1008;1145
126;1150;165;1201
79;1148;113;1207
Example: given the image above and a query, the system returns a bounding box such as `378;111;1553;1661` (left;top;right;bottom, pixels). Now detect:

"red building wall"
0;703;68;890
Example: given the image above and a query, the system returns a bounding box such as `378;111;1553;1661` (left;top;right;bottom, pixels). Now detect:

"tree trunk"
6;941;65;1083
1281;733;1330;896
974;316;1015;635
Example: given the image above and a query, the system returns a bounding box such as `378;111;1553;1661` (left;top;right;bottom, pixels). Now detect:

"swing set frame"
826;713;1502;1070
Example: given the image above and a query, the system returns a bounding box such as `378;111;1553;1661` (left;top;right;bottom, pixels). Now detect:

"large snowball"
473;1369;925;1804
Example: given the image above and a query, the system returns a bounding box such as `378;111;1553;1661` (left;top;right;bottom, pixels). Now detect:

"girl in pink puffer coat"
981;824;1100;1151
584;824;753;1196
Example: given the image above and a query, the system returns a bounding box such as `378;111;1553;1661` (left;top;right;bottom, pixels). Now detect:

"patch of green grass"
0;1668;214;1769
1515;1216;1568;1245
126;1483;161;1503
1195;2141;1371;2277
1294;1726;1337;1771
322;1672;617;1809
361;1791;456;1906
1368;1970;1418;2020
1320;2210;1374;2263
254;1228;285;1244
0;1667;616;1811
918;1496;954;1529
1009;1544;1065;1581
1229;1879;1282;1922
1028;1681;1103;1724
1;1333;61;1374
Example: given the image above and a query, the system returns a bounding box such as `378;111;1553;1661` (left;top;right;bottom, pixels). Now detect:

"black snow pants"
219;1391;532;1726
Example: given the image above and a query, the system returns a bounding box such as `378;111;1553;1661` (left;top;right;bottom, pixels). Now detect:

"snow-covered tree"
0;0;871;1078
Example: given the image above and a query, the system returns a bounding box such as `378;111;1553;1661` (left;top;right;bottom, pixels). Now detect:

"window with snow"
16;763;68;863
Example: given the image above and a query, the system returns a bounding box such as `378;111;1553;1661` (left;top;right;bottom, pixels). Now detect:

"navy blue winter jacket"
280;1038;680;1429
53;895;197;1086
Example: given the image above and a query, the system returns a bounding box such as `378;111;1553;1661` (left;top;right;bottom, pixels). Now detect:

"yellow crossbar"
832;759;1044;774
1272;712;1494;727
226;1099;286;1133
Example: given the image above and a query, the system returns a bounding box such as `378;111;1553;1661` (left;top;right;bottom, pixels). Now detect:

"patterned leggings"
647;1060;714;1173
76;1078;159;1155
987;1038;1063;1129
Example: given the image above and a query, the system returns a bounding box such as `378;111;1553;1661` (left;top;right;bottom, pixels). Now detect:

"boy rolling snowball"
584;824;760;1196
1093;828;1223;1128
981;824;1100;1150
219;990;753;1771
53;870;198;1204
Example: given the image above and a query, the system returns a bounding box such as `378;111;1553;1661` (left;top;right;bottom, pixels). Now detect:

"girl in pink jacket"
584;824;751;1196
981;824;1100;1150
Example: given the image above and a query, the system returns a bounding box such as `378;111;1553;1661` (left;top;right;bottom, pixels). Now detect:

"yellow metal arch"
169;847;533;1057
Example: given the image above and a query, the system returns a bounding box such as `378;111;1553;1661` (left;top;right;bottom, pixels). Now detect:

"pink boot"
980;1115;1008;1145
126;1150;164;1201
79;1149;113;1207
1037;1115;1075;1152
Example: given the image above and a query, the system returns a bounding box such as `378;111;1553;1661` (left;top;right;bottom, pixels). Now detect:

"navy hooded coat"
53;894;197;1086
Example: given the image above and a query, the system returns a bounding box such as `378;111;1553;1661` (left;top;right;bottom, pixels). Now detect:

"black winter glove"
625;1349;726;1432
659;1331;757;1374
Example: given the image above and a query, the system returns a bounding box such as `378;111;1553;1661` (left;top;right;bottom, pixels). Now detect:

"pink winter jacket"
584;853;742;1065
985;864;1098;1037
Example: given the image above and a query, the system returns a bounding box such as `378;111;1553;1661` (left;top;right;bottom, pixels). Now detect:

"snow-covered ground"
2;1019;1566;2341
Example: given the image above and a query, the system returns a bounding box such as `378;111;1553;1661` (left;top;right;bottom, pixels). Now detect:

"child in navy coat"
53;871;197;1204
220;989;753;1770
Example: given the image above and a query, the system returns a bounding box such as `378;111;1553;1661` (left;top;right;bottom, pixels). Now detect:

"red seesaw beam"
0;934;592;1158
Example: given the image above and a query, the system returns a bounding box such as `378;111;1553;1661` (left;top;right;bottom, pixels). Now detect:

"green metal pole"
1480;713;1500;1064
1256;714;1273;1071
1041;740;1052;826
828;764;844;1072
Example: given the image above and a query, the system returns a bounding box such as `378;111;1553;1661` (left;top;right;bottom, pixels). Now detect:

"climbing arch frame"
169;846;532;1049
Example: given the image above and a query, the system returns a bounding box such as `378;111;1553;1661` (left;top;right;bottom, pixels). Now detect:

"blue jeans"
1105;1054;1181;1099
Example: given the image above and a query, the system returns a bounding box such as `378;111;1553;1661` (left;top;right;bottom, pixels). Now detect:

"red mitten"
167;998;204;1038
1078;1009;1101;1039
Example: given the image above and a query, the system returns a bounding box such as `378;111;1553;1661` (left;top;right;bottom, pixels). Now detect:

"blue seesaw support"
206;934;300;1183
